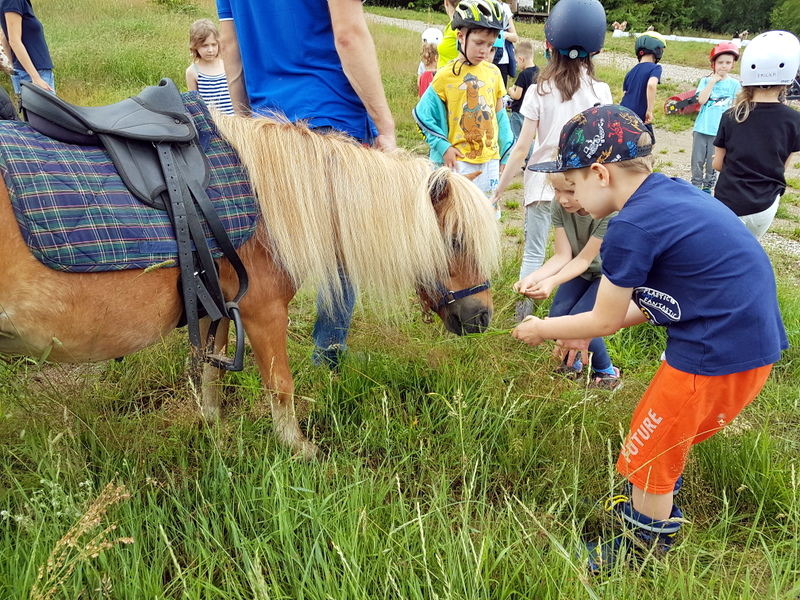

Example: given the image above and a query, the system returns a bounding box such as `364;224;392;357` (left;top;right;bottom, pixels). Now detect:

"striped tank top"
194;65;234;115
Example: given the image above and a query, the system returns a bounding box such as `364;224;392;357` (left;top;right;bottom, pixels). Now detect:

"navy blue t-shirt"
620;62;662;121
601;173;787;376
0;0;52;71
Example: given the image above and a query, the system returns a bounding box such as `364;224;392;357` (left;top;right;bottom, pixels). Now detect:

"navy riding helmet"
545;0;606;58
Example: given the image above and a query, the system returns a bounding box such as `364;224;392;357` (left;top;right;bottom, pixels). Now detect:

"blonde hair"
211;111;501;306
189;19;220;61
420;42;439;69
536;52;600;102
730;85;788;123
516;40;533;61
612;131;655;173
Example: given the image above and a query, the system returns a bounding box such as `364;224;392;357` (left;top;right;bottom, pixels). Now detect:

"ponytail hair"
536;51;599;101
730;84;788;123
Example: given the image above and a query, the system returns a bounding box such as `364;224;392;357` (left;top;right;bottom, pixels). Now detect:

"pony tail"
731;86;756;123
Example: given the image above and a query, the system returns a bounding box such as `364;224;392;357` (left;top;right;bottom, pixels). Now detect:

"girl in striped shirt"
185;18;234;115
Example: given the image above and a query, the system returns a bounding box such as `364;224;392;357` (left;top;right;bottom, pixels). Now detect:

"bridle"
420;280;491;323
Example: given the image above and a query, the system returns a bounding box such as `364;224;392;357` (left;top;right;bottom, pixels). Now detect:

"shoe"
554;356;583;380
585;497;683;575
311;343;346;371
701;187;712;194
514;299;533;322
589;366;622;390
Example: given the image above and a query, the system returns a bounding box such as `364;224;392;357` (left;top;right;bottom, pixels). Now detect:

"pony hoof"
294;440;319;461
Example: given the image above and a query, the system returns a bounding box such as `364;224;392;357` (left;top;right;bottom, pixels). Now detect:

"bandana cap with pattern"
527;104;654;173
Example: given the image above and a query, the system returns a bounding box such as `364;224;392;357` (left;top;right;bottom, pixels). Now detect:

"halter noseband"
427;280;491;314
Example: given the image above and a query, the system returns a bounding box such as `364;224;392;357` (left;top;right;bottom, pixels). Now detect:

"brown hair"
420;42;439;69
536;51;600;102
189;18;220;61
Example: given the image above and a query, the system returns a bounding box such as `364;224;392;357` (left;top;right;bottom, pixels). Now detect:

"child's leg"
617;362;773;515
519;201;551;279
702;134;717;189
690;131;707;188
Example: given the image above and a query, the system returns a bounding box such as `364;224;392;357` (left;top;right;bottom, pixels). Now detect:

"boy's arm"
507;84;523;100
413;86;457;164
644;76;658;124
697;75;721;106
512;276;636;347
494;116;537;199
527;235;603;299
496;103;514;164
712;146;726;171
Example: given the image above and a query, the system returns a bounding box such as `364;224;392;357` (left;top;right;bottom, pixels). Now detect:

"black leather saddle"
20;79;248;372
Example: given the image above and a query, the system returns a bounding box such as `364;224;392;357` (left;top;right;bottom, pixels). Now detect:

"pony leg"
199;316;229;423
220;242;318;459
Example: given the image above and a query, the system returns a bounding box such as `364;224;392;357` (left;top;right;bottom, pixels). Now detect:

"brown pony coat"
0;115;501;457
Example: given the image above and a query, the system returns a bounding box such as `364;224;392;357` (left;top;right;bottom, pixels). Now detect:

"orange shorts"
617;361;772;495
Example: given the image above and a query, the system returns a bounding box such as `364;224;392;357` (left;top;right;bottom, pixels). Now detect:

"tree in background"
771;0;800;35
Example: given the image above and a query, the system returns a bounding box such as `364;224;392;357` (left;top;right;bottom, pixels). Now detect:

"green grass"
1;2;800;599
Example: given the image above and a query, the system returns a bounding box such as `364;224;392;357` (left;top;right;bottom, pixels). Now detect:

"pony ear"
429;169;480;206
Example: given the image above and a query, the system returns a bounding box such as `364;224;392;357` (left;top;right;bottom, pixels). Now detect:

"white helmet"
740;30;800;87
421;27;443;45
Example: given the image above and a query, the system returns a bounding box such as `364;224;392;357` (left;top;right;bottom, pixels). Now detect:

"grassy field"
1;1;800;598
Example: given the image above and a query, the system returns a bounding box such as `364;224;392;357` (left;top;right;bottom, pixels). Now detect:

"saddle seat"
20;77;195;146
21;78;207;209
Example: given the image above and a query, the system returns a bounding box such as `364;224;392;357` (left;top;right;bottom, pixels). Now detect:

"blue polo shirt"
601;173;787;376
216;0;377;141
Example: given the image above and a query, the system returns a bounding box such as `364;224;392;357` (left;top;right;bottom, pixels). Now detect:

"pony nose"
459;308;491;334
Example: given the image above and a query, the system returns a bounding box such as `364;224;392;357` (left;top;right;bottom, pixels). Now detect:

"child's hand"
513;274;538;295
512;315;547;347
527;278;555;300
443;146;464;170
644;109;654;124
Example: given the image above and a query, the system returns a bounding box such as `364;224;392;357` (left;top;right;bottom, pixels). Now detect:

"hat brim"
526;160;565;173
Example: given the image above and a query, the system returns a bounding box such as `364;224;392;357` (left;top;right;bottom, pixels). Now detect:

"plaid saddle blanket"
0;93;258;272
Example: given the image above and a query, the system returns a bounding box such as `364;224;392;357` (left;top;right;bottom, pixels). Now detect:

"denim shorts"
11;68;55;95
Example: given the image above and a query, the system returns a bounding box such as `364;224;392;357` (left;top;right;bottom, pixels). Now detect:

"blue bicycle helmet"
545;0;606;58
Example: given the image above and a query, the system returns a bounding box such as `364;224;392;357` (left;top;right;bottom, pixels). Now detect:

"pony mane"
213;112;501;306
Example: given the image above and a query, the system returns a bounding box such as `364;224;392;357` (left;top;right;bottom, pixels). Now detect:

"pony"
0;113;501;458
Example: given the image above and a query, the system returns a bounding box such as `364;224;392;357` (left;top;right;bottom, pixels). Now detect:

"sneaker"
701;187;712;194
514;299;533;323
554;359;583;380
589;366;622;390
311;343;346;372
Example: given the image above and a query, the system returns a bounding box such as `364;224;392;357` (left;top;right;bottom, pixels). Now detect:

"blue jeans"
11;69;55;95
311;271;356;368
548;276;612;372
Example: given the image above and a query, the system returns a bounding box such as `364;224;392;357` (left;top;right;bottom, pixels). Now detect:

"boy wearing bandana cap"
513;104;787;572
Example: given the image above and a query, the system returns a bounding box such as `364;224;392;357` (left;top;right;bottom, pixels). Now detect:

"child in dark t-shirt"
620;32;665;142
507;40;538;157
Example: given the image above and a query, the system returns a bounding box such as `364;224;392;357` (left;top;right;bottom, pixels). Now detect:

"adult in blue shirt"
217;0;396;369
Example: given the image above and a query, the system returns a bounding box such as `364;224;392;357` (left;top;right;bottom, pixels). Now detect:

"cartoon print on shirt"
458;73;495;159
633;286;681;325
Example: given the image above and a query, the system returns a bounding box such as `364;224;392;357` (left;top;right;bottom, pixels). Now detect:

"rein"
421;280;491;323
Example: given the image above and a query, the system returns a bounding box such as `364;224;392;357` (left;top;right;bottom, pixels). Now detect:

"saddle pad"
0;93;259;272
